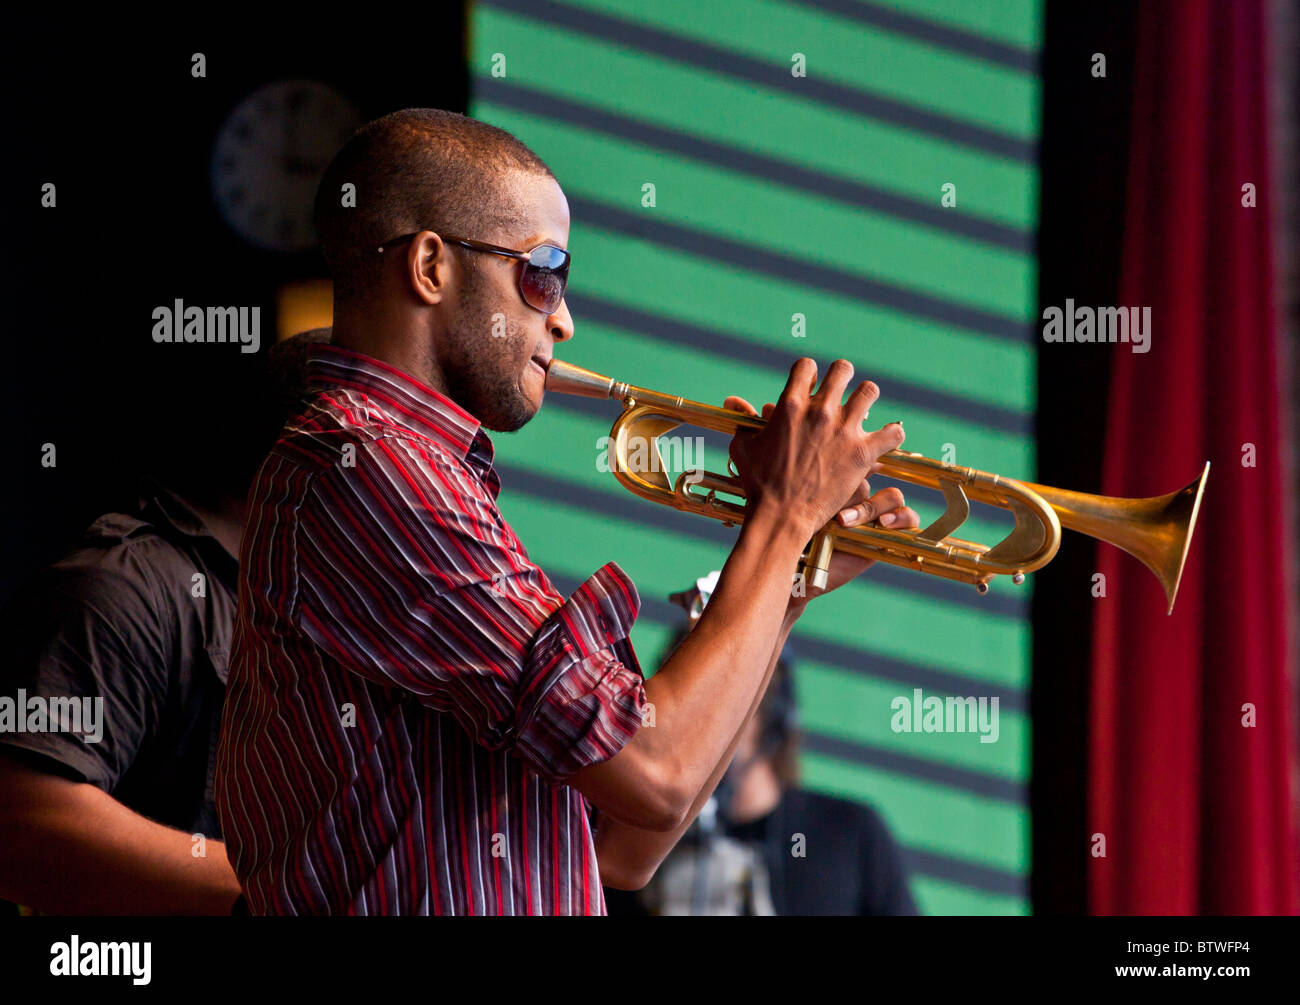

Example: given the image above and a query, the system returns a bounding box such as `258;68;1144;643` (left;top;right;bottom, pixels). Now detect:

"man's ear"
405;231;450;306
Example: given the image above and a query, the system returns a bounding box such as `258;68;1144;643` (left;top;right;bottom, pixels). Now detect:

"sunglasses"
376;232;570;314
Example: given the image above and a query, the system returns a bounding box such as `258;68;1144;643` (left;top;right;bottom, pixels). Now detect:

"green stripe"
801;752;1028;872
549;228;1037;413
479;104;1036;319
558;0;1040;137
799;660;1026;779
886;0;1043;50
509;322;1034;471
471;8;1039;227
912;877;1028;915
622;621;678;678
790;569;1029;689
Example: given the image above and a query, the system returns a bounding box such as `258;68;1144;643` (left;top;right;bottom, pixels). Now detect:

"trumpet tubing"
545;360;1209;614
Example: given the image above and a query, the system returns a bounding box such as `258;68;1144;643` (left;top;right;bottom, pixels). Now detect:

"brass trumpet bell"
546;360;1208;614
1019;471;1208;614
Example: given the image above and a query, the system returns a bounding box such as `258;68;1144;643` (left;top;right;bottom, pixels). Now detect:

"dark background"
1032;1;1138;916
1;18;469;593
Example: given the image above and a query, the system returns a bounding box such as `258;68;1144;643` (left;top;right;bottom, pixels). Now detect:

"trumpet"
545;360;1209;614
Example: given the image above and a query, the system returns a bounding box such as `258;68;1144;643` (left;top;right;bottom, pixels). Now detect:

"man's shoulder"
46;515;204;601
274;391;465;475
0;513;222;683
30;514;233;640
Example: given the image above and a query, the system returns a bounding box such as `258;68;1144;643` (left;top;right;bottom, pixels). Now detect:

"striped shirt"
215;345;647;915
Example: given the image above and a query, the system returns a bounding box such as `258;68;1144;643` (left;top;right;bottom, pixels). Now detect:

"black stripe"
790;0;1039;74
781;614;1027;714
801;731;1025;803
479;0;1036;163
567;194;1033;342
503;459;1031;621
475;77;1034;254
563;292;1032;435
901;847;1027;899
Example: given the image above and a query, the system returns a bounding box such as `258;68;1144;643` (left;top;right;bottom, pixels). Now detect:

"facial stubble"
440;274;540;433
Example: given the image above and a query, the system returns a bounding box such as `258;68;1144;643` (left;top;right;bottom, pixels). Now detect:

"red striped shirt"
215;345;647;915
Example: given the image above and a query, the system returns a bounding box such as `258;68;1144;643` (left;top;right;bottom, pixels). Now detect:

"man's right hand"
727;358;905;538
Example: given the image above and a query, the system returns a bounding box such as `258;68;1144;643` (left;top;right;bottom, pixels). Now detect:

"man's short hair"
313;108;554;303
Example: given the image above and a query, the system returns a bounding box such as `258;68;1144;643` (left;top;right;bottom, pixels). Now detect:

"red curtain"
1089;0;1299;914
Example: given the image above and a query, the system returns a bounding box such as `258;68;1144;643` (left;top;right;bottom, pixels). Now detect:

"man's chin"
481;393;541;433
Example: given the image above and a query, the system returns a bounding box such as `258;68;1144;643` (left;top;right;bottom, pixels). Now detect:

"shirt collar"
304;344;500;487
138;477;212;539
135;477;241;579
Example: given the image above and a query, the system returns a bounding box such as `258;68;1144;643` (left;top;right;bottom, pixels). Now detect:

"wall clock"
211;80;363;253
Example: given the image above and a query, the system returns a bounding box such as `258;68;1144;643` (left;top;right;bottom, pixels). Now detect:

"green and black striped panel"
469;0;1041;914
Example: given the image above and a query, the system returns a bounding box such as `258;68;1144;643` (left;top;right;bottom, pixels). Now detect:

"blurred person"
214;108;921;915
0;329;329;914
605;574;918;916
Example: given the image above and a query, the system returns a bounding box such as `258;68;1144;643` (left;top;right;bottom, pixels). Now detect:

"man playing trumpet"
214;108;917;914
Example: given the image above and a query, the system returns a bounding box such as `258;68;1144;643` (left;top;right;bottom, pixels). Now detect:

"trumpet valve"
803;530;836;591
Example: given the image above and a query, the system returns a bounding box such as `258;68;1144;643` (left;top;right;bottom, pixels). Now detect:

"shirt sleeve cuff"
514;563;647;784
0;733;113;789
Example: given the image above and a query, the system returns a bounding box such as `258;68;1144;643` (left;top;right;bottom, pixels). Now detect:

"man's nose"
548;298;574;342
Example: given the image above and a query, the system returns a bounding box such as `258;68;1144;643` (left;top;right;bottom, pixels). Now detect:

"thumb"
864;420;906;461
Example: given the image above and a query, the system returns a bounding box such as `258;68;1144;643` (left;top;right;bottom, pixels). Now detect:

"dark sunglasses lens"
521;246;569;312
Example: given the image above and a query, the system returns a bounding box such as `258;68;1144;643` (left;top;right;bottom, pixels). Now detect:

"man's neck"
189;495;248;561
332;308;448;397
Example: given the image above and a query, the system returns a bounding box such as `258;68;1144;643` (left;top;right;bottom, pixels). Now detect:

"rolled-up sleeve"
514;563;647;784
292;433;646;779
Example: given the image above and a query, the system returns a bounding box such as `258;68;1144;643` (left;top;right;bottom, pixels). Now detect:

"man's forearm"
637;507;808;791
0;759;242;914
596;604;800;889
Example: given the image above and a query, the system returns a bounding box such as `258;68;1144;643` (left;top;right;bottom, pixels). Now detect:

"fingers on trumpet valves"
815;359;855;404
845;379;880;424
836;487;919;530
862;419;905;462
782;357;820;403
881;506;920;529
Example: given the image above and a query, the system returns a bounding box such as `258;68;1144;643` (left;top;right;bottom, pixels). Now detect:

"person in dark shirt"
0;479;245;914
0;329;328;914
606;578;918;916
724;748;919;916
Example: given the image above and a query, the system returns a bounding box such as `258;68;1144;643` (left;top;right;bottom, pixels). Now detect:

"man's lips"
528;352;551;376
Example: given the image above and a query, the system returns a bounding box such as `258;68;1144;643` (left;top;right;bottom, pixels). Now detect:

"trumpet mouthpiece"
545;359;616;399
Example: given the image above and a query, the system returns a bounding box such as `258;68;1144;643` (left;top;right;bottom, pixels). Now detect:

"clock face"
211;80;363;253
